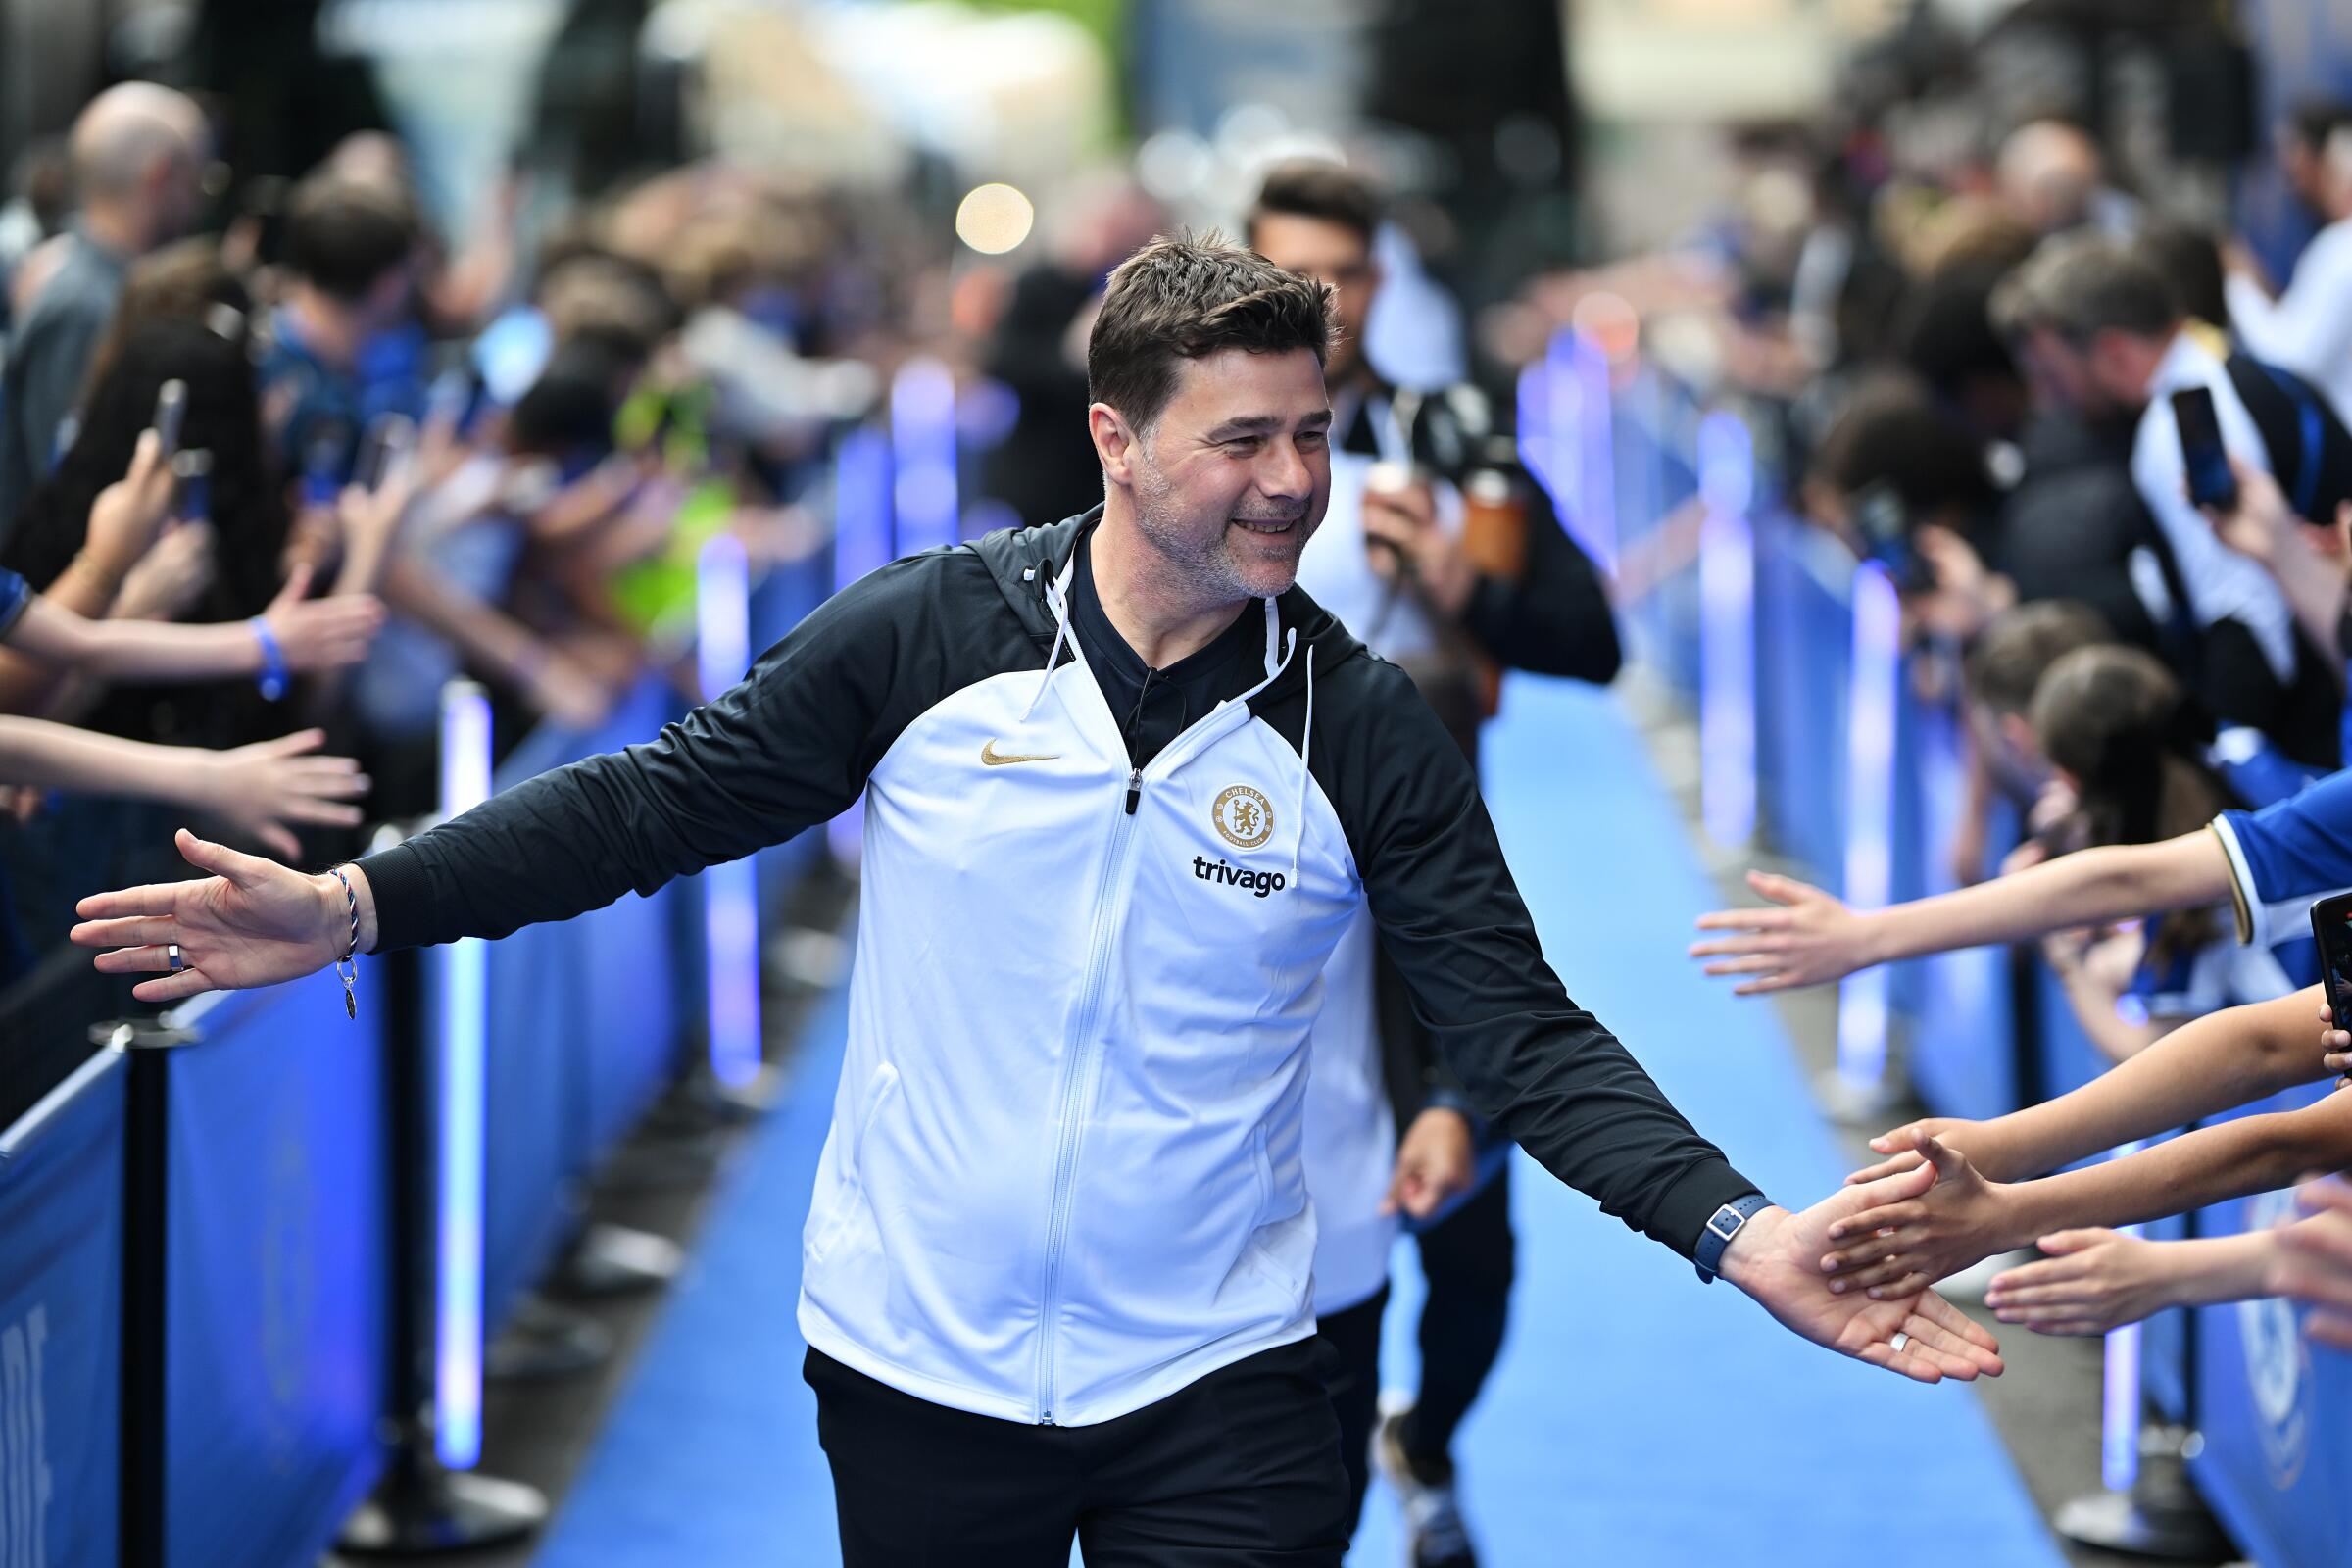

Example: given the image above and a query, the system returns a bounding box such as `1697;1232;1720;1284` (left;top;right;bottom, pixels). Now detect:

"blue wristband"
1693;1193;1774;1284
249;616;288;701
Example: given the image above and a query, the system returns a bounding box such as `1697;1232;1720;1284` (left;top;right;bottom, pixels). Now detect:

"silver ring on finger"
166;943;185;974
1889;1331;1911;1355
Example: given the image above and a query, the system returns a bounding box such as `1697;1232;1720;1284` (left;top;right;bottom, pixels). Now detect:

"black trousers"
806;1341;1351;1567
1402;1159;1515;1477
1314;1283;1389;1530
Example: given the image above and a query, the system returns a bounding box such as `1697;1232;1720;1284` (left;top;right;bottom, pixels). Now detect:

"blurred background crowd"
11;2;2352;1564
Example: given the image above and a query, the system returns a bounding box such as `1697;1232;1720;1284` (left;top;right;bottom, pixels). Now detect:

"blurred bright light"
1137;130;1212;203
956;183;1035;254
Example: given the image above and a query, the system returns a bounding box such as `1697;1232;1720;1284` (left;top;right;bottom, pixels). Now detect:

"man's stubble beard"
1127;438;1260;609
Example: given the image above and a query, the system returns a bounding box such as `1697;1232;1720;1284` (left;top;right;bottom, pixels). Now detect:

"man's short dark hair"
1245;161;1381;249
1963;600;2111;715
283;178;416;302
1087;232;1335;433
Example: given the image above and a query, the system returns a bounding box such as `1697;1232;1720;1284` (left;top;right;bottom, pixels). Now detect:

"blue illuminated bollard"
1537;330;1619;574
698;532;763;1089
832;424;895;595
433;680;493;1469
829;425;894;869
890;359;959;560
1835;563;1901;1107
1696;412;1754;849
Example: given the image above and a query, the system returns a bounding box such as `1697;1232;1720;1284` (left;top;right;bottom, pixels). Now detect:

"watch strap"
1693;1193;1774;1284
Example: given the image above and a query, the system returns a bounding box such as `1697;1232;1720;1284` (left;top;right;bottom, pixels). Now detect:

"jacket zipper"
1034;775;1145;1423
1027;614;1287;1424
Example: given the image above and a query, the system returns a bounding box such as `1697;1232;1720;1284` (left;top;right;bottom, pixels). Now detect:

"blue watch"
1693;1194;1774;1284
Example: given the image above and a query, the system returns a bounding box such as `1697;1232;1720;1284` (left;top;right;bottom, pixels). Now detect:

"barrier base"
338;1466;548;1555
486;1294;613;1382
595;1126;723;1192
555;1220;682;1297
2055;1427;2232;1561
678;1058;786;1121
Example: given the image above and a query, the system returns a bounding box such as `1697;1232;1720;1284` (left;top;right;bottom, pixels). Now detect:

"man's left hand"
1720;1162;2005;1384
1383;1106;1478;1220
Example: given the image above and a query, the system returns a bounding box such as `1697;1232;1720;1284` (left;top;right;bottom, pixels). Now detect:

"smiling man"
72;235;2000;1567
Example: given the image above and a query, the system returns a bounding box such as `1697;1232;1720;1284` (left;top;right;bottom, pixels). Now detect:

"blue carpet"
537;676;2062;1566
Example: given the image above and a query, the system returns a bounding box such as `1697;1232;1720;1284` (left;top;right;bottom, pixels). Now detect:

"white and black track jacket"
359;509;1760;1427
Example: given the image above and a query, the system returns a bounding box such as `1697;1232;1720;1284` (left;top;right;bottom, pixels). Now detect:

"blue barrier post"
1534;330;1618;575
434;682;493;1472
1829;562;1902;1118
1695;412;1754;849
829;426;894;871
698;534;763;1091
890;358;959;559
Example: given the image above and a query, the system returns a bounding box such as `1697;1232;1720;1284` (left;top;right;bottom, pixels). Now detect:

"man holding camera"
1245;161;1623;1567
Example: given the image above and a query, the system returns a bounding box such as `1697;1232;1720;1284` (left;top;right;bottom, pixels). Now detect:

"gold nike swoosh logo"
981;739;1061;766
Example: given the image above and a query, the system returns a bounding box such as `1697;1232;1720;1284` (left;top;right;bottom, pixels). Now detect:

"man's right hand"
1690;869;1877;993
72;829;364;1004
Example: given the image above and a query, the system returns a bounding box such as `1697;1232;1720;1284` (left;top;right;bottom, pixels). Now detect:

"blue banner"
163;969;388;1568
482;913;587;1332
2180;1081;2349;1568
571;675;688;1162
0;1050;123;1568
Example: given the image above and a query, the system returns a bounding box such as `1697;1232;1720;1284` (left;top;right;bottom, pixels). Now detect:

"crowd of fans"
0;80;931;992
1617;46;2352;1395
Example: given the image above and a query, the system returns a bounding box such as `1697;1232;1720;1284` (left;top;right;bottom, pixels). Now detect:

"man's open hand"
1720;1161;2004;1385
71;829;351;1004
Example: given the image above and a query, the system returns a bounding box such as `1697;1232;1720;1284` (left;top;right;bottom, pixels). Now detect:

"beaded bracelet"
329;865;360;1020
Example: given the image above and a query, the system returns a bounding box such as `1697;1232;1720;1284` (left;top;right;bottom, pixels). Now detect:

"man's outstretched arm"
72;554;951;999
1336;671;2000;1384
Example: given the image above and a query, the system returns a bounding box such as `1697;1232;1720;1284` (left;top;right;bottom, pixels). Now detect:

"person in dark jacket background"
1248;160;1621;1568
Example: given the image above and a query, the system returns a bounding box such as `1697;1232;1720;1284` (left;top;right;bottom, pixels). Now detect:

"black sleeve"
1324;660;1759;1257
359;552;959;952
1455;479;1623;682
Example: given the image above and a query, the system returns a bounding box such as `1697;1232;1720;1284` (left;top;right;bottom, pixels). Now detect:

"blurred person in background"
0;137;73;330
1992;120;2140;240
3;318;296;755
260;176;423;488
2227;100;2352;423
0;83;210;539
1990;234;2344;772
1246;159;1621;1568
2205;459;2352;757
2020;645;2297;1065
76;237;254;401
977;174;1164;530
0;427;378;717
